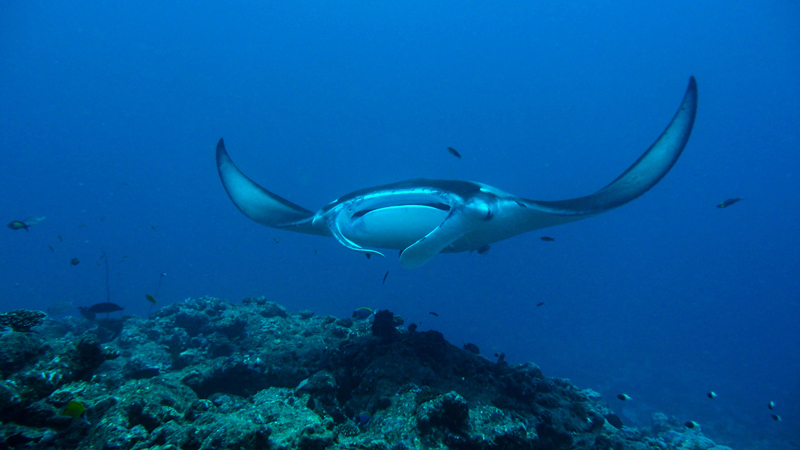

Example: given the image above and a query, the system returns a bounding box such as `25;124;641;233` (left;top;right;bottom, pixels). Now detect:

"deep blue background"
2;2;798;448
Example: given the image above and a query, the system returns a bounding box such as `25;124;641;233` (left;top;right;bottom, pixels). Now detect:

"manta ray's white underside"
217;77;697;268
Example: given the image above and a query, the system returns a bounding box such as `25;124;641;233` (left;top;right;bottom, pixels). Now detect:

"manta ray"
217;77;697;269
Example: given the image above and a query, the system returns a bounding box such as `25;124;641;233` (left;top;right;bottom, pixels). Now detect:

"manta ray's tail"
216;139;327;236
528;76;698;216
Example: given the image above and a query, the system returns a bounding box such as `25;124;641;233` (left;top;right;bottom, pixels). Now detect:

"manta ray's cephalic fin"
399;208;472;269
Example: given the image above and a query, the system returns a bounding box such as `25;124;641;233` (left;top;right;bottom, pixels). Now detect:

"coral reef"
0;297;734;450
0;310;46;333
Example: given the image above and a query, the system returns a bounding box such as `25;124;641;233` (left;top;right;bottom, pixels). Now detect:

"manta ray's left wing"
216;139;329;236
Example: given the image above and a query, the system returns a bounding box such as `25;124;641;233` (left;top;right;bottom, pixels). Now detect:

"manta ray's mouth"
350;202;450;219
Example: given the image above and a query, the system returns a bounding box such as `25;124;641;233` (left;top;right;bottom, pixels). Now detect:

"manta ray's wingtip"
216;138;227;159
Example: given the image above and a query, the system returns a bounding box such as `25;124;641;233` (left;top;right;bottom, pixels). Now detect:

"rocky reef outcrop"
0;297;733;450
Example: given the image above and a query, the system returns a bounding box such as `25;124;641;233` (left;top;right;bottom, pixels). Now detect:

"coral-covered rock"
417;391;470;433
0;309;46;332
0;297;736;450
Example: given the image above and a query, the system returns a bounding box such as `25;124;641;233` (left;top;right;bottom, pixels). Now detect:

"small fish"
717;198;743;208
151;225;157;231
58;235;64;242
61;400;86;419
771;414;782;421
272;237;279;243
540;236;555;241
7;216;45;231
70;258;80;266
605;413;624;429
99;216;105;222
365;253;371;259
617;394;631;401
382;271;389;285
356;411;371;427
78;224;87;228
48;245;55;252
707;391;717;399
145;294;157;305
352;307;373;320
768;401;775;410
7;221;29;231
477;244;491;255
447;147;462;159
313;249;318;255
429;312;439;317
685;420;699;429
536;302;545;307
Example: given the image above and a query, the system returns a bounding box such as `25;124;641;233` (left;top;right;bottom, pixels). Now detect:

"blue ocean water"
1;1;797;448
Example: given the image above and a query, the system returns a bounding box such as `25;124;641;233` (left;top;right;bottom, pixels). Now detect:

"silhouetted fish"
717;198;743;208
7;216;45;232
86;302;124;313
382;271;389;284
352;307;373;320
540;236;555;241
447;147;462;159
605;413;623;429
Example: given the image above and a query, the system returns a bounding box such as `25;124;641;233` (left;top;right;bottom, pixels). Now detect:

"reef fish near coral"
216;78;697;268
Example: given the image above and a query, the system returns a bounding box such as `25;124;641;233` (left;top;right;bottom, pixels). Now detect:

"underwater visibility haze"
1;1;799;449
